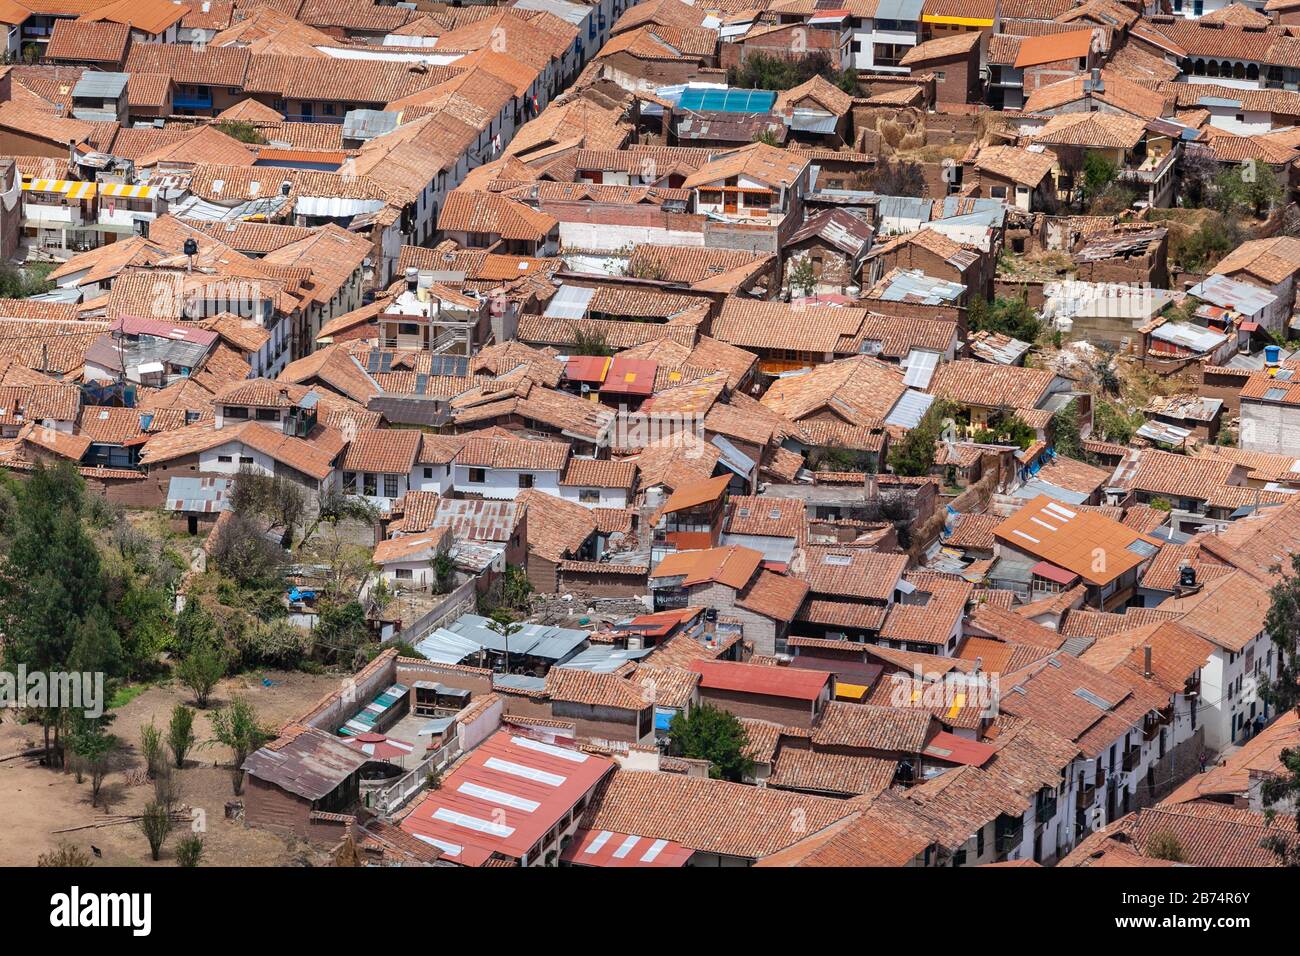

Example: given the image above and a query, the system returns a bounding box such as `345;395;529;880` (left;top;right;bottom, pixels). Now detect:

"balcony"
1122;745;1141;773
173;90;214;111
994;815;1024;857
1117;150;1176;186
1076;783;1098;810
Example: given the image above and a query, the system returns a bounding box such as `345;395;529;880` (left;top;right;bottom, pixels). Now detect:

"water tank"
1265;344;1281;366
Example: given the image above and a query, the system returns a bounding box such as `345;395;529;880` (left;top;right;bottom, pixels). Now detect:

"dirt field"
0;669;342;867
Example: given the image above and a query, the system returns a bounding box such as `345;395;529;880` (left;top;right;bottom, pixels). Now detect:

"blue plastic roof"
678;88;777;113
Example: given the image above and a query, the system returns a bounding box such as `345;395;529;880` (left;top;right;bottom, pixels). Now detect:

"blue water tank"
1266;344;1281;366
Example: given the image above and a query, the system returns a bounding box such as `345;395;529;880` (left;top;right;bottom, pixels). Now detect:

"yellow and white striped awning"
98;182;156;199
22;179;97;200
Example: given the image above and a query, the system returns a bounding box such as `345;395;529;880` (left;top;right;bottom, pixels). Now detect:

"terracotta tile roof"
1211;236;1300;286
629;662;700;710
1157;569;1269;654
878;572;971;647
45;18;129;62
517;488;596;562
1079;620;1213;696
794;546;908;600
774;75;854;117
1130;448;1243;503
900;29;981;65
944;512;1001;551
651;545;763;589
438;190;557;242
244;53;454;104
124;43;251;87
1022;69;1171;119
559;457;637;489
122;70;178;107
967;602;1069;650
544;668;647;711
736;570;809;622
1012;28;1093;67
972;144;1057;187
682;142;809;190
81;0;188;33
760;356;908;427
929;359;1055;410
1063;802;1295;868
339;428;422;475
768;749;897;797
580;769;855;860
810;700;932;752
1035;110;1148;150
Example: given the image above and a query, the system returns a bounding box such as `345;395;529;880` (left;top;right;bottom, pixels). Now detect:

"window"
384;474;399;498
395;567;413;580
256;408;278;421
518;473;534;489
423;467;433;479
579;489;600;504
224;405;249;419
217;455;233;463
239;456;254;465
363;473;377;496
468;467;486;483
990;185;1007;199
343;472;357;493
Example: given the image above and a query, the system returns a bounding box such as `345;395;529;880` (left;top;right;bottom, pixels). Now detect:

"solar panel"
414;373;429;395
379;351;394;373
428;355;469;377
366;351;381;373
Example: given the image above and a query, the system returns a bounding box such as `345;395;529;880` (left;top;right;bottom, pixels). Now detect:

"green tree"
0;463;116;765
177;641;226;708
667;703;754;782
174;599;218;659
572;326;611;356
789;255;816;297
315;600;370;665
968;292;1040;342
1081;150;1117;204
1213;161;1283;218
175;834;205;867
140;720;164;780
1050;399;1082;459
1093;400;1140;444
209;697;270;796
70;726;116;809
753;127;782;147
168;704;196;769
888;399;955;477
139;800;172;862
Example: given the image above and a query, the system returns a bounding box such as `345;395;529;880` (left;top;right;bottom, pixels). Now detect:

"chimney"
1143;644;1153;680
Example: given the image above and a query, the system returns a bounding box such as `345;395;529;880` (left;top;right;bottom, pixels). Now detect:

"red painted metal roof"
1030;560;1080;586
599;356;657;396
399;730;614;866
922;730;997;767
560;827;694;867
689;658;832;701
564;355;611;384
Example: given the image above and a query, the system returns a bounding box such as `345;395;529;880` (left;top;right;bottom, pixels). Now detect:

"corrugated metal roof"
883;388;934;428
73;71;129;99
544;284;595;320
